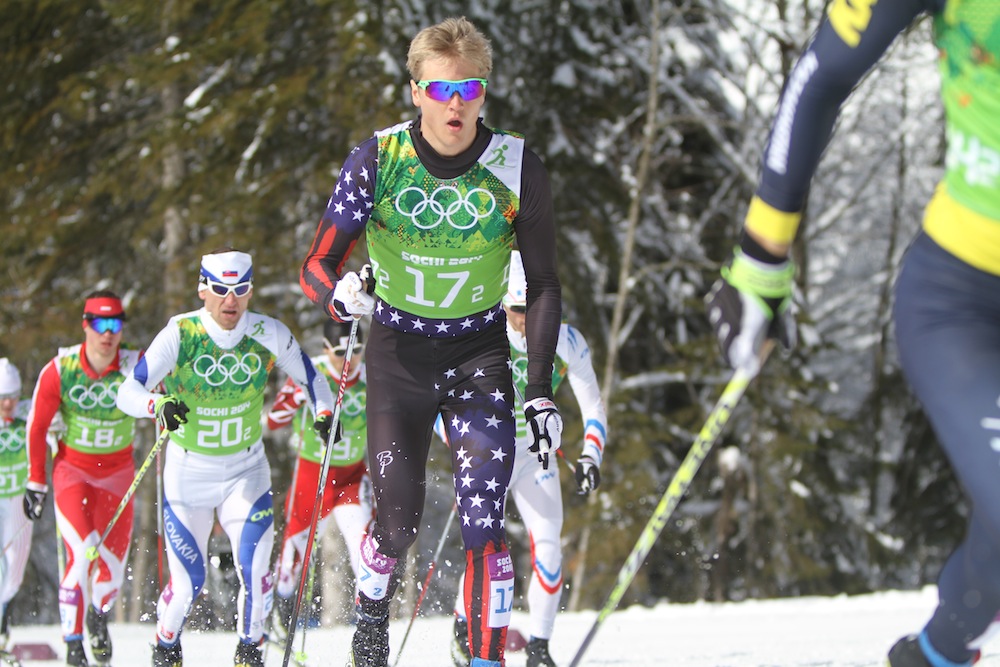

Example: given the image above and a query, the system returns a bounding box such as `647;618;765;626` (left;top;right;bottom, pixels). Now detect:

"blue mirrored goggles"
203;279;252;298
416;78;487;102
87;317;124;334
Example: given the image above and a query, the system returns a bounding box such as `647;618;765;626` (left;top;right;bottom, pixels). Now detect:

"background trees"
0;0;961;625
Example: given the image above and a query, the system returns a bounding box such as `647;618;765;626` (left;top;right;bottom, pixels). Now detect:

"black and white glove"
524;396;562;470
23;484;47;521
155;395;190;432
313;412;342;444
574;456;601;495
706;246;795;374
331;265;375;321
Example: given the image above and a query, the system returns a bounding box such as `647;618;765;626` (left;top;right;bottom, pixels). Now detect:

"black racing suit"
302;116;561;663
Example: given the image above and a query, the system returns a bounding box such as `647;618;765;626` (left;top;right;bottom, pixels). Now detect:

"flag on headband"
200;251;253;286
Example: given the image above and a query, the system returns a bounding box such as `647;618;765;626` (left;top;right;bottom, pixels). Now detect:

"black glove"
524;396;562;470
706;246;795;373
23;488;46;521
154;395;190;431
574;456;601;495
313;412;342;443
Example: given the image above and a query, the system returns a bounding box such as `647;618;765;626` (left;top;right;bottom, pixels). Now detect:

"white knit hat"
0;358;22;396
503;250;527;308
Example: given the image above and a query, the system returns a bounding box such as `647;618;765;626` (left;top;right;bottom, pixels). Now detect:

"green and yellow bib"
58;345;137;454
292;359;367;466
0;416;27;498
367;123;522;323
163;316;275;455
924;0;1000;272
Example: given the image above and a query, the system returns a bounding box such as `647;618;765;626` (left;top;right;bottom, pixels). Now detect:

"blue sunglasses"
88;317;123;334
415;78;488;102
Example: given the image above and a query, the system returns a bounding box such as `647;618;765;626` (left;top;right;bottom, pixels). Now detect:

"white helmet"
503;250;527;308
0;358;22;396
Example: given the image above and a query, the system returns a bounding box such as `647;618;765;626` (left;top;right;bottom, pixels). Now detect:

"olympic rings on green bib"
67;382;121;410
394;186;497;230
0;427;26;452
192;352;263;387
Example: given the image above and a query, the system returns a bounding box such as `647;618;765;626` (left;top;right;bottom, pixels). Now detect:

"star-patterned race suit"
743;0;1000;663
448;319;607;642
26;343;140;641
266;356;372;602
116;308;334;649
301;116;562;663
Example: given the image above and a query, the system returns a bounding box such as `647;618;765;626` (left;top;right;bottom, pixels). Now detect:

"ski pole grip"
360;264;375;296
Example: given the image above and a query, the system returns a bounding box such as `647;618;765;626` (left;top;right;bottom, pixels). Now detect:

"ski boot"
66;639;89;667
272;594;294;638
151;641;182;667
233;640;264;667
451;616;471;667
886;635;978;667
347;611;389;667
86;606;111;665
0;652;20;667
526;637;557;667
0;642;20;667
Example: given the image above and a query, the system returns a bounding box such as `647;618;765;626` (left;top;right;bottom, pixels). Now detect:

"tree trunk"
128;0;188;623
568;0;662;613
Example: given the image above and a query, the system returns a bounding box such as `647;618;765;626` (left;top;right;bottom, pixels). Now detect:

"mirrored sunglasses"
88;317;124;334
416;78;487;102
0;393;18;402
508;305;526;314
331;344;363;358
205;279;252;298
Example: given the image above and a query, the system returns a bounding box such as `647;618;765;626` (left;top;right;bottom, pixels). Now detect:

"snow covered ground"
8;585;998;666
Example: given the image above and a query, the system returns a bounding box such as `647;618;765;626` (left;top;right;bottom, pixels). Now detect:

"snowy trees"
0;0;960;625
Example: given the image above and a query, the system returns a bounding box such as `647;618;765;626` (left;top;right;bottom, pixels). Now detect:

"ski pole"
392;504;458;667
568;345;772;667
156;446;166;590
281;316;361;667
86;427;171;562
294;531;320;666
0;521;31;559
264;421;307;664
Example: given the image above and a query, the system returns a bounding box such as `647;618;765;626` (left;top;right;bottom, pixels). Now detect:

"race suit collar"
199;307;250;350
79;340;122;379
409;115;492;180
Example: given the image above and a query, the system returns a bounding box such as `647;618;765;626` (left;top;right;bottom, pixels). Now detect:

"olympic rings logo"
67;382;121;409
394;186;496;230
341;391;366;417
511;357;529;388
0;428;26;453
192;352;263;387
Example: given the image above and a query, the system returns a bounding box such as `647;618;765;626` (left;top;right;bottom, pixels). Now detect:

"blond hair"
406;17;493;81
